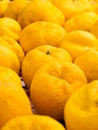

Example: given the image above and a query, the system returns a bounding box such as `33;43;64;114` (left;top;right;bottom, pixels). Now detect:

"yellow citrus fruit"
22;45;72;88
95;0;98;2
0;44;20;74
64;80;98;130
0;0;10;17
88;0;97;4
59;30;98;61
81;0;97;12
30;61;87;120
48;0;54;2
4;0;31;20
17;0;65;28
52;0;93;20
0;67;32;128
19;21;67;53
1;115;65;130
0;66;22;88
93;1;98;14
0;17;21;41
75;48;98;82
91;19;98;38
64;11;98;32
1;35;25;66
88;0;98;3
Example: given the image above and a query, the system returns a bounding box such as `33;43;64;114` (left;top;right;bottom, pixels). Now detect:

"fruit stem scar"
46;50;50;55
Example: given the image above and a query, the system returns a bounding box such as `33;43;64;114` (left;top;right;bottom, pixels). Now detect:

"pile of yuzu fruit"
0;0;98;130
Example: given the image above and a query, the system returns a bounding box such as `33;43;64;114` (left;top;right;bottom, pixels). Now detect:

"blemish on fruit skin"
46;50;50;55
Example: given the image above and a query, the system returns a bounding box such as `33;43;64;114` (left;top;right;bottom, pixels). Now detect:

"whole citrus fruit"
22;45;72;88
4;0;31;20
59;30;98;61
1;115;65;130
64;80;98;130
19;21;67;53
75;48;98;82
64;11;98;32
0;67;32;127
17;0;65;28
0;17;21;41
52;0;93;19
30;61;87;120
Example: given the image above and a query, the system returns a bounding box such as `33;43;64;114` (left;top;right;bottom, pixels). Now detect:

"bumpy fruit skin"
19;21;67;53
4;0;30;20
59;30;98;61
0;66;33;128
52;0;94;19
75;48;98;82
0;36;24;65
1;115;66;130
30;61;87;120
0;0;10;17
64;11;98;32
0;17;21;41
22;45;72;88
91;19;98;39
0;44;20;74
17;0;65;28
0;66;22;88
64;80;98;130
